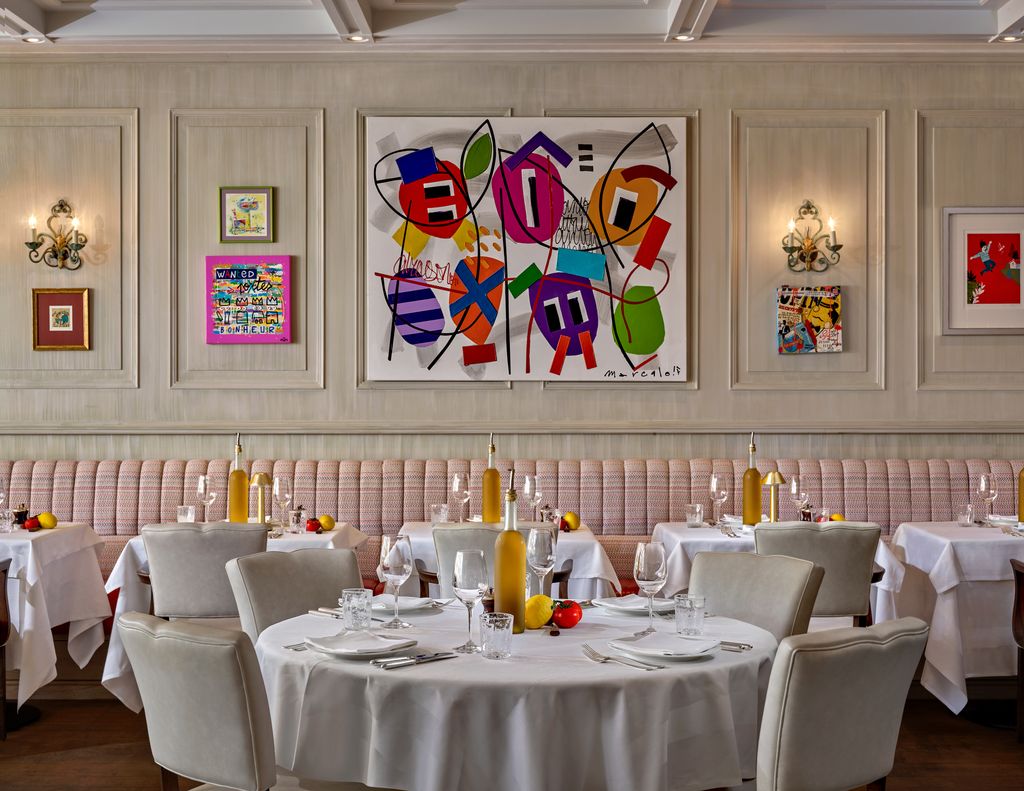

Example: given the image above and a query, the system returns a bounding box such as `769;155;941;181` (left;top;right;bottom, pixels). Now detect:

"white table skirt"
102;525;367;712
0;524;111;707
396;521;620;600
257;608;776;791
888;521;1024;713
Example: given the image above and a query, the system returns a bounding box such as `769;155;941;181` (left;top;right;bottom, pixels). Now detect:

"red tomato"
551;600;583;629
305;518;321;533
24;516;41;532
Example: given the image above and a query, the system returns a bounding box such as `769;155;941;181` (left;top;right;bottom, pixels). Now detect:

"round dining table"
256;603;777;791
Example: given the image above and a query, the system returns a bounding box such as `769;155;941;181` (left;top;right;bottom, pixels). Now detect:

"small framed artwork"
220;186;274;243
206;255;291;344
943;207;1024;334
32;288;90;350
777;285;842;354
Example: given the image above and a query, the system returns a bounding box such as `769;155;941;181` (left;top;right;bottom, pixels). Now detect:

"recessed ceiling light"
1000;34;1022;42
346;34;369;43
673;34;695;42
23;36;45;44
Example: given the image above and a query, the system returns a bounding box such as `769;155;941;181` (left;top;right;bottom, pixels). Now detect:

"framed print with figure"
32;287;90;350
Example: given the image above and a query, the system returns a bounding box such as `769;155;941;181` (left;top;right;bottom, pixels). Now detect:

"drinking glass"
451;473;471;523
452;549;488;653
273;475;293;526
379;535;414;629
674;594;706;636
196;474;216;522
176;505;196;523
956;502;974;527
287;508;304;534
709;474;728;526
977;474;998;521
522;475;543;516
0;510;13;534
526;527;556;597
339;588;372;631
684;504;704;527
633;541;667;636
480;612;513;659
430;503;450;524
789;475;809;512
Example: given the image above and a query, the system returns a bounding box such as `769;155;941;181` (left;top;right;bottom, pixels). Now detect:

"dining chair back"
227;548;361;643
117;612;277;791
754;521;881;621
142;523;267;619
757;617;929;791
1011;558;1024;742
1;558;10;740
433;526;502;597
688;552;824;642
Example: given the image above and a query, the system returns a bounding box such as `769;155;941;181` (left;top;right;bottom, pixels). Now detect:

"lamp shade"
761;470;787;487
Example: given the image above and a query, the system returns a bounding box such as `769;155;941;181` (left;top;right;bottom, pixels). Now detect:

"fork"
581;643;663;671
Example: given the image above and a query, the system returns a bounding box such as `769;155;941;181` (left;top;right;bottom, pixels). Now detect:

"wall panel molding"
170;108;325;389
730;108;885;391
0;108;138;389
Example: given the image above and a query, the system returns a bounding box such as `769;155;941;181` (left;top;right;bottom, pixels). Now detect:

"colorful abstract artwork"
364;116;687;381
206;255;290;344
966;232;1021;305
777;285;842;354
220;187;274;242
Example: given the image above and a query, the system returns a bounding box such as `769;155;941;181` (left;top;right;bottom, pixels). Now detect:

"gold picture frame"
32;287;90;350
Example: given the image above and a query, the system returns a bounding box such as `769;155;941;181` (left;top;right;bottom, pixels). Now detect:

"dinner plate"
608;634;720;662
371;595;436;613
592;595;675;615
986;515;1020;527
304;631;417;659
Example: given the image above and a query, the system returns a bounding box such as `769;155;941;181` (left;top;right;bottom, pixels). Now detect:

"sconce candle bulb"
24;199;88;270
781;199;842;272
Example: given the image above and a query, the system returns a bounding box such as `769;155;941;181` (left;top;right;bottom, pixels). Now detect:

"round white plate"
371;596;437;613
304;634;417;659
592;596;675;615
608;636;720;662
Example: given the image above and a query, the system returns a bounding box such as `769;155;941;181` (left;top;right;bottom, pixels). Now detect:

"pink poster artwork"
206;255;291;344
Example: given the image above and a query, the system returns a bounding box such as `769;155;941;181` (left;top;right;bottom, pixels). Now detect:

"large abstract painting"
364;116;687;381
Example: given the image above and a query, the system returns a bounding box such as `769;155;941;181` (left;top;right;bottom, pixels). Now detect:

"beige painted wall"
0;55;1022;462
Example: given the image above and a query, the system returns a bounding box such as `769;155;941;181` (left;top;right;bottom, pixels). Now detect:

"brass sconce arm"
25;199;88;270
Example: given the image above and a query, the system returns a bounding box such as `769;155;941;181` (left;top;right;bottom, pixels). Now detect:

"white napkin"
371;594;432;611
609;633;719;657
593;594;674;612
304;631;416;655
987;514;1019;525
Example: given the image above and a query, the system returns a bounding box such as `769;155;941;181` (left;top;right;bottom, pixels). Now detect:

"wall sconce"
25;199;88;270
781;199;842;272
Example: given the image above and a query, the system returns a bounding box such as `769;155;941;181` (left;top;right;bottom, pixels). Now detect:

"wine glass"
977;474;998;522
451;473;471;523
522;475;543;517
452;549;488;653
633;541;667;637
273;475;293;526
379;535;414;629
196;475;217;522
709;474;728;526
526;527;556;597
789;475;809;514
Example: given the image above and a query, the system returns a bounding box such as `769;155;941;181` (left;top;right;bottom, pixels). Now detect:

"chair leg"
1;645;7;741
866;777;886;791
159;766;179;791
854;614;869;628
1017;647;1024;744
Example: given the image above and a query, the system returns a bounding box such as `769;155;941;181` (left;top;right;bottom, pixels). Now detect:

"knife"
372;652;431;666
380;652;457;669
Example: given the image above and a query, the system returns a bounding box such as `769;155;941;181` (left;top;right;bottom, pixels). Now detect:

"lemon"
830;513;845;522
525;594;555;630
38;511;58;529
562;511;581;531
317;514;336;531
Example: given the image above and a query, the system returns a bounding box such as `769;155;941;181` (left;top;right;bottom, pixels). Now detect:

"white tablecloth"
0;524;111;707
651;523;905;626
257;607;776;791
102;524;367;712
398;521;619;599
888;521;1024;713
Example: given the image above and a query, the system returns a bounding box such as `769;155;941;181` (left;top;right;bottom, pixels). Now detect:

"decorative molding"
0;107;138;389
729;107;886;391
169;108;325;390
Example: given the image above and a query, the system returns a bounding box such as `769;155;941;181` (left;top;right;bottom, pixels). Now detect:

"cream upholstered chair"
117;612;277;791
227;548;361;643
755;521;882;626
757;617;929;791
688;552;824;643
142;523;267;622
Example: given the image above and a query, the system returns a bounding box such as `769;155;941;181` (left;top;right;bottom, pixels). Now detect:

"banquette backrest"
2;458;1021;578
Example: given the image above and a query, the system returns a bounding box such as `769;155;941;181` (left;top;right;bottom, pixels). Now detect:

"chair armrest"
137;569;151;586
414;558;439;598
552;559;574;599
871;564;884;585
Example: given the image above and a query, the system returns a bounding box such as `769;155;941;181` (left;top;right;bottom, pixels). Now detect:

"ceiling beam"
995;0;1024;38
319;0;373;38
2;1;46;37
666;0;718;41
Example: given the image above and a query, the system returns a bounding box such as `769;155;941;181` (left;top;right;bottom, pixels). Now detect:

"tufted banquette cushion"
2;458;1021;580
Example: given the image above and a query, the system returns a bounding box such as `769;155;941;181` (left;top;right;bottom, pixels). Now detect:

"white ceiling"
2;0;1024;52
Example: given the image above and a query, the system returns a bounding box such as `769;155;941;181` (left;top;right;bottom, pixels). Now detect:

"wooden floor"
0;697;1022;790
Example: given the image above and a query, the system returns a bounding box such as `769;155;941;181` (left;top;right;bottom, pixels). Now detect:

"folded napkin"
609;633;719;657
987;514;1020;525
304;631;416;656
371;594;432;611
594;594;674;612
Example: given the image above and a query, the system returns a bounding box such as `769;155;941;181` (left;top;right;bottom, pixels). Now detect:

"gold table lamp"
761;471;787;523
249;472;272;526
